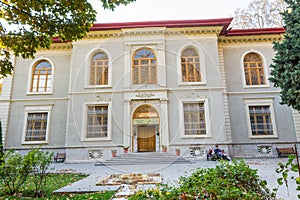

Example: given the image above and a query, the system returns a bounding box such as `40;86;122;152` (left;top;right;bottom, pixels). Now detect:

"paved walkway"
51;158;298;200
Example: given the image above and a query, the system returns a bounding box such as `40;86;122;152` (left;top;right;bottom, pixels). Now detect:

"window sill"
27;92;53;95
178;82;207;86
81;138;112;142
243;85;270;89
181;135;211;139
22;141;48;145
84;85;112;89
249;135;278;139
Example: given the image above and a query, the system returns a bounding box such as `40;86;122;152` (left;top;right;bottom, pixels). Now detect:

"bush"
0;148;53;197
129;159;274;200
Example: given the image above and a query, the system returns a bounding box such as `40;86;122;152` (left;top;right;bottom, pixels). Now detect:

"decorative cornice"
85;30;122;39
165;26;223;36
83;26;223;39
49;42;72;50
218;34;283;45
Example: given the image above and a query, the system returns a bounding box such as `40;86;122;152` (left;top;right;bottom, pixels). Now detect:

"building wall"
5;51;71;151
222;44;296;157
3;24;297;161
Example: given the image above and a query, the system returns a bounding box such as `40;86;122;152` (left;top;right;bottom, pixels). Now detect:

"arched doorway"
132;105;159;152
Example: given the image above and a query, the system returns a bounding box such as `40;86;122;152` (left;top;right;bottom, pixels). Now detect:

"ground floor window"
249;106;273;135
183;102;206;135
86;105;108;138
25;112;48;142
244;99;277;138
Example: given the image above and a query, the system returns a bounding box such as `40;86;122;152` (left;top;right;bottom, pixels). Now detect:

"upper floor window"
181;48;201;82
132;48;157;84
243;52;266;85
31;60;52;92
90;52;109;85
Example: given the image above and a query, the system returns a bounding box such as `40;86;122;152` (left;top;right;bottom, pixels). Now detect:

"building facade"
2;18;300;162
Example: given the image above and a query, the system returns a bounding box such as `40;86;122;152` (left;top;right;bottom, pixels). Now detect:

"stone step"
97;152;191;166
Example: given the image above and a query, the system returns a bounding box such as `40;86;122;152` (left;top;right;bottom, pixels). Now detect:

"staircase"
96;152;191;166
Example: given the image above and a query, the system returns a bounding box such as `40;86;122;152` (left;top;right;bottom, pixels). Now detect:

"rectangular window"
86;105;108;138
249;106;273;135
183;102;206;135
244;99;277;138
25;113;48;141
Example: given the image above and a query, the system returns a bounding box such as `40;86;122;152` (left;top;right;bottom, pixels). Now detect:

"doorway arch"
132;105;160;152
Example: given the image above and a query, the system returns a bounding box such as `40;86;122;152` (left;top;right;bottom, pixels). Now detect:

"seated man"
214;145;223;158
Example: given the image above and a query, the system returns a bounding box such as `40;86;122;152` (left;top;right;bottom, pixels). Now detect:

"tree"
269;0;300;111
0;0;136;78
231;0;286;29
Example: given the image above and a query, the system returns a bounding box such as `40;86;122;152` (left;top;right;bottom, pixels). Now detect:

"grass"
0;173;115;200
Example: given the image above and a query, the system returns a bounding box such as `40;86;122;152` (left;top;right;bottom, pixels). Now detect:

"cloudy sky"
93;0;252;23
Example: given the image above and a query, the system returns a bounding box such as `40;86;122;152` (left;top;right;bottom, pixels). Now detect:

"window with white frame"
181;47;201;82
89;51;109;85
86;105;108;138
243;52;266;86
25;113;48;141
23;105;52;143
183;102;206;135
244;99;277;138
30;60;52;92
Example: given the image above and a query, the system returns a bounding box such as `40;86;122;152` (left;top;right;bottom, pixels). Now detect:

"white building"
2;18;299;162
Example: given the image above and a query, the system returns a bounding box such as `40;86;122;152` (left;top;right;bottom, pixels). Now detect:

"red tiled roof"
90;18;233;34
52;19;285;43
225;27;285;36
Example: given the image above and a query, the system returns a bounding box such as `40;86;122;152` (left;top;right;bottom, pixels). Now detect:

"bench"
276;147;295;158
54;152;66;163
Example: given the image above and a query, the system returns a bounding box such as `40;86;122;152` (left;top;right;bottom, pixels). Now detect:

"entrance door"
137;125;156;152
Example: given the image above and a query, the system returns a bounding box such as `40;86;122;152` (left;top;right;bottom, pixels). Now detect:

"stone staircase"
96;152;191;166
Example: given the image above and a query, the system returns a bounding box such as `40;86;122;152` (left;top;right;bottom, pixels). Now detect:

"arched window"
90;52;108;85
132;48;157;84
31;60;52;92
243;52;266;85
181;48;201;82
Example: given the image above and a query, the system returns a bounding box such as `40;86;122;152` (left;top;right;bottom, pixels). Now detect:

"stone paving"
52;158;298;200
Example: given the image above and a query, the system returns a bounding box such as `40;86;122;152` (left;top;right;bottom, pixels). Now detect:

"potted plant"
175;148;180;156
162;145;167;152
111;149;117;157
123;146;129;153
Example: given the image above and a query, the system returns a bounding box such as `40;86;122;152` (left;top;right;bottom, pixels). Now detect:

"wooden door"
137;126;156;152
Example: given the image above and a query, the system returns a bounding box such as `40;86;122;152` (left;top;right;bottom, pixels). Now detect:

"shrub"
129;159;274;200
0;148;53;197
0;150;33;195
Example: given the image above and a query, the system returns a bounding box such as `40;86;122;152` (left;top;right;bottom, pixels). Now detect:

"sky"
92;0;252;23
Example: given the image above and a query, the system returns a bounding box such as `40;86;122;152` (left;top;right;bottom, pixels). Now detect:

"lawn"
0;173;115;199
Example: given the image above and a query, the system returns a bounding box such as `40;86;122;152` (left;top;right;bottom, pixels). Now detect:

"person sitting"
221;149;231;161
214;145;223;158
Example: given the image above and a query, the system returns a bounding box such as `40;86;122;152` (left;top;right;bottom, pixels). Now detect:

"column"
160;99;169;148
123;100;131;150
